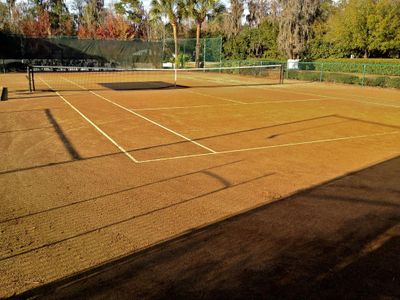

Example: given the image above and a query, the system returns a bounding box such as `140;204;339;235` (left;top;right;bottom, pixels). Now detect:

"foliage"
95;12;135;39
225;0;244;37
287;70;400;89
0;2;11;32
245;0;269;27
0;0;400;62
21;8;52;36
278;0;320;59
316;58;400;65
77;0;103;38
224;18;280;60
171;53;189;67
150;0;184;65
183;0;225;66
114;0;144;23
367;0;400;57
326;0;400;58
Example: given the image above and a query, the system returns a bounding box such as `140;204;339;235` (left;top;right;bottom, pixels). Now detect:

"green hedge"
222;59;400;76
364;76;400;89
316;58;400;65
297;62;400;76
287;71;360;85
287;70;400;89
222;59;400;89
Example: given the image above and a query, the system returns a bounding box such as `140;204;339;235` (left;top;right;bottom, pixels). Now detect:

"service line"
133;97;328;112
61;76;217;154
39;77;139;163
137;131;399;163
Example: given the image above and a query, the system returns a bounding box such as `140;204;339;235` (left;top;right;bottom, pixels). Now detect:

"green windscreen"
0;33;223;71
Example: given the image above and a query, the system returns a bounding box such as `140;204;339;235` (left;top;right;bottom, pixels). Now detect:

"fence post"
183;39;186;62
319;62;324;82
219;36;222;68
362;64;366;86
203;38;206;68
286;61;289;79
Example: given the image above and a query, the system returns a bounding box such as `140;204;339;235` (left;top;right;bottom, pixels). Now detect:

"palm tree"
150;0;184;67
185;0;225;67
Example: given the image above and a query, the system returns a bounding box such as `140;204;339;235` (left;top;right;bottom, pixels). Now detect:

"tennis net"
28;64;284;92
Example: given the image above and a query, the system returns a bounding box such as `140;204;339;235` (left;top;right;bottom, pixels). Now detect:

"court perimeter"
1;73;400;298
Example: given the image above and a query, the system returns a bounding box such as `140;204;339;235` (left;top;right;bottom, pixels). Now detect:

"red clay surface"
0;72;399;298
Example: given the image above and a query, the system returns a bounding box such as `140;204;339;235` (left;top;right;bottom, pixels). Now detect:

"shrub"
324;73;360;84
316;58;400;65
385;77;400;89
287;70;320;81
364;76;388;87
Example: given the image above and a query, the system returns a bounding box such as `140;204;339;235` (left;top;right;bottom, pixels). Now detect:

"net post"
1;87;8;101
31;66;35;91
27;66;32;92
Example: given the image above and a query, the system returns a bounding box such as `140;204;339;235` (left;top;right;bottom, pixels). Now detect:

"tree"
326;0;377;58
150;0;184;67
96;11;135;39
6;0;16;24
27;0;73;35
0;2;11;32
278;0;320;59
224;17;280;59
115;0;145;23
226;0;244;37
367;0;400;57
306;0;336;59
20;8;52;36
246;0;270;27
114;0;146;37
185;0;225;67
78;0;104;38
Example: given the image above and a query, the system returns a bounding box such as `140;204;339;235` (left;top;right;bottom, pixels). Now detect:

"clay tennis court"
0;70;399;298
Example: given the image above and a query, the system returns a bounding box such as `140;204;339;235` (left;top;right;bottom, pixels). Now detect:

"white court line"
61;76;217;154
183;89;247;104
137;131;399;163
183;73;400;109
39;77;139;163
134;98;327;111
241;84;400;108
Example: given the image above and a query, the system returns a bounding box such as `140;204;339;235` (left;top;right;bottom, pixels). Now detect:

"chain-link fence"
220;59;400;89
161;37;223;68
286;61;400;89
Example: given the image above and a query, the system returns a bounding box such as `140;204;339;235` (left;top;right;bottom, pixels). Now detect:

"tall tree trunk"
172;23;178;68
195;22;201;68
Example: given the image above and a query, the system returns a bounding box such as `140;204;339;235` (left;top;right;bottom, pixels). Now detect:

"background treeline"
0;0;399;60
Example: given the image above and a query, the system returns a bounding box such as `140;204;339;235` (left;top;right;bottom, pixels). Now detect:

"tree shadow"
1;113;397;177
14;155;400;299
45;109;81;160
